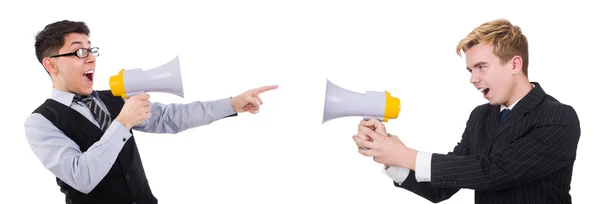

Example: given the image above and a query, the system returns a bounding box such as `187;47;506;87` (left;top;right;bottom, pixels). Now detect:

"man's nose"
470;72;480;84
85;54;96;64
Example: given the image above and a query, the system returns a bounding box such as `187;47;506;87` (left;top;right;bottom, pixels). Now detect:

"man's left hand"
231;85;279;114
352;117;417;170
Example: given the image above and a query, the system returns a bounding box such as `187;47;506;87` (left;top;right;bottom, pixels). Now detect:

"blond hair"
456;19;529;76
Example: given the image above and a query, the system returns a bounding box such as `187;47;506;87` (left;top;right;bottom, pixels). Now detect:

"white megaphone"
322;79;401;123
109;55;184;99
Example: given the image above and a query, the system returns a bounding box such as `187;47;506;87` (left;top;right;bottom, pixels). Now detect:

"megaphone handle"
124;91;149;125
363;115;384;121
125;91;147;99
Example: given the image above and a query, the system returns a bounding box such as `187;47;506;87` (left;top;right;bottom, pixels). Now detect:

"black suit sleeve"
393;107;481;203
429;104;580;191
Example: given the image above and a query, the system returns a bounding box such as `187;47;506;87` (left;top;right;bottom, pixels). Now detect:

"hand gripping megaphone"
109;56;184;99
322;79;401;123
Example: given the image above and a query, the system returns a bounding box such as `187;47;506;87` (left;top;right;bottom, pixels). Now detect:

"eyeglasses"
49;47;99;58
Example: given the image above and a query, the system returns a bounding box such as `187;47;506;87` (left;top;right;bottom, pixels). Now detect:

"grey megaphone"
322;79;401;124
109;55;184;99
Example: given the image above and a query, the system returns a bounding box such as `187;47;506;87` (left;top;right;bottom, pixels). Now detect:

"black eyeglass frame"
49;47;100;58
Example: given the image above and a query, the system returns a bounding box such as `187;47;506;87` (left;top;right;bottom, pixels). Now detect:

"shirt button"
126;174;131;180
123;138;126;142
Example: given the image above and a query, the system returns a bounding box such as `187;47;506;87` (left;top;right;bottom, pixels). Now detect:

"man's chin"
487;100;503;106
80;87;94;95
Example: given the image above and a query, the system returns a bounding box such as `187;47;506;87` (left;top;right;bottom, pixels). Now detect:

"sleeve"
391;106;483;203
415;151;433;182
24;113;133;194
393;134;467;202
382;165;410;184
133;97;237;133
382;151;431;184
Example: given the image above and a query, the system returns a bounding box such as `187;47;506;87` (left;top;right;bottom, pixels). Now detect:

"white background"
1;0;598;203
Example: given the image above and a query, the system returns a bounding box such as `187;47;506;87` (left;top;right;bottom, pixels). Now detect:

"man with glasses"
24;20;278;204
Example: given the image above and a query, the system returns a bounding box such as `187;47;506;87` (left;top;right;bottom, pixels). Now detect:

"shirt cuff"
104;120;133;143
381;165;410;185
415;151;432;182
214;97;237;118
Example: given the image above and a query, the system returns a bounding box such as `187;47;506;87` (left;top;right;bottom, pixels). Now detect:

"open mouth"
84;70;94;82
479;88;490;96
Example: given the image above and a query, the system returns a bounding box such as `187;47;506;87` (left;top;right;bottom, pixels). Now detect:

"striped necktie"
73;94;113;131
500;108;510;121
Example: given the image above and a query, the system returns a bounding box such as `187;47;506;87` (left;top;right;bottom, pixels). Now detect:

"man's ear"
510;55;523;75
42;57;58;74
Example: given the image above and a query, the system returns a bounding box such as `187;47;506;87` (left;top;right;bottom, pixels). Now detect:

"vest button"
126;174;131;180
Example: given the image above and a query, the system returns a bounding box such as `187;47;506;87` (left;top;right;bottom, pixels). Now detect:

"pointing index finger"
255;85;279;94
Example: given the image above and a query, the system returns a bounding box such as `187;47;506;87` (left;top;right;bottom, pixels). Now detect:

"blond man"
353;19;581;203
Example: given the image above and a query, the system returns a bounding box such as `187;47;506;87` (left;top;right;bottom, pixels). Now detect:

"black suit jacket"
395;82;581;204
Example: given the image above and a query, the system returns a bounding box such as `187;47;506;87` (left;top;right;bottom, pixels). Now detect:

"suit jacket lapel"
486;105;501;132
491;82;546;137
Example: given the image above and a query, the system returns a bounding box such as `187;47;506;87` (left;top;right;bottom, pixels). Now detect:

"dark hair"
34;20;90;67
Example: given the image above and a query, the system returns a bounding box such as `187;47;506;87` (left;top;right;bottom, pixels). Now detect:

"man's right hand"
115;93;151;130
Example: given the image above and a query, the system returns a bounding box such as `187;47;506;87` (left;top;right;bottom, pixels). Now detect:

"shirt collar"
500;83;535;112
51;87;98;106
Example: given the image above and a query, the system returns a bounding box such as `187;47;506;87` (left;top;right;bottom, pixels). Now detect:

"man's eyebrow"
467;61;488;70
69;40;91;47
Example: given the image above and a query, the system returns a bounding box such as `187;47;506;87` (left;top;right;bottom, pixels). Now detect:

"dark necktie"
73;94;113;131
500;108;510;121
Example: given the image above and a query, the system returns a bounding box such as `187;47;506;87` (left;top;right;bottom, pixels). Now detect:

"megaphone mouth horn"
322;79;401;124
109;55;185;99
322;79;332;123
